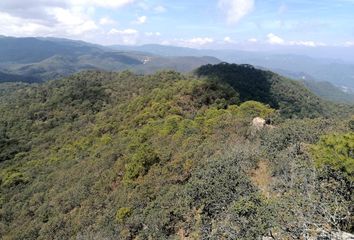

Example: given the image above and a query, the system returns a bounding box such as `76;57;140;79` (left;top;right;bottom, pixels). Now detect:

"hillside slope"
195;63;351;118
301;80;354;104
0;65;352;239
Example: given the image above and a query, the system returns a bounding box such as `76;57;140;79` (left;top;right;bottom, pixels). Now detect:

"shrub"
238;101;275;119
116;207;132;223
1;169;29;187
124;145;160;181
311;132;354;181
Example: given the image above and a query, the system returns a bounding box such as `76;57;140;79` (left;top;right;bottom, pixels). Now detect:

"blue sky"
0;0;353;49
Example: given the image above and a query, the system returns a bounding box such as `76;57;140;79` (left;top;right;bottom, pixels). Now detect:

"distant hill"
301;80;354;104
195;63;349;118
272;69;354;104
0;36;102;64
1;37;354;104
226;53;354;90
111;44;354;89
0;71;41;83
111;44;354;103
110;44;203;57
0;37;221;83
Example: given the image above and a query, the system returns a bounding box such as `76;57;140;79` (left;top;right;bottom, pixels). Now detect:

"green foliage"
185;151;254;217
302;80;354;104
124;145;160;181
229;194;274;240
260;118;337;158
311;133;354;181
238;100;275;118
0;130;23;162
1;169;29;187
196;63;350;119
349;116;354;130
260;117;353;236
0;67;352;239
116;207;132;223
196;63;276;106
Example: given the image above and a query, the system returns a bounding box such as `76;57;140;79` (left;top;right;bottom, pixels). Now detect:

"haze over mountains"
0;36;354;103
0;36;220;82
111;44;354;89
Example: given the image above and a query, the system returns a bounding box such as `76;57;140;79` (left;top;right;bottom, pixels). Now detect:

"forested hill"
196;63;351;118
0;64;353;239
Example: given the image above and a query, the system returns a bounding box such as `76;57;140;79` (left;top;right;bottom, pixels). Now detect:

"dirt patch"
250;160;274;198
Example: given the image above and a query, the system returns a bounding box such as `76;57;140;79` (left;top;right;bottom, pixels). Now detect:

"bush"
311;133;354;181
1;169;29;187
238;101;275;119
116;207;132;223
124;145;160;181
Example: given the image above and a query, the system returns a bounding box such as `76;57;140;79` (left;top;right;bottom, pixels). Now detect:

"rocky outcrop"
262;231;354;240
252;117;266;130
331;231;354;240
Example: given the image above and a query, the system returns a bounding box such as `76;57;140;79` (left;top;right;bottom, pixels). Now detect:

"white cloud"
218;0;254;24
289;40;321;47
145;32;161;37
0;0;134;14
186;37;214;45
223;36;235;43
49;7;88;26
70;0;135;9
47;7;98;35
99;17;116;25
161;37;214;48
154;5;166;13
0;12;53;36
266;33;326;47
108;28;139;45
136;3;166;13
248;38;258;43
134;15;147;24
267;33;285;45
0;7;98;37
344;41;354;47
174;37;214;48
108;28;138;35
0;0;135;39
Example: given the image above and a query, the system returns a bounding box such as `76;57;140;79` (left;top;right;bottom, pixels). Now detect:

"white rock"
252;117;266;129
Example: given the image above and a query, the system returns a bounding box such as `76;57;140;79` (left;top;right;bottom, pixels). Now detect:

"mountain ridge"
0;36;354;104
0;36;221;83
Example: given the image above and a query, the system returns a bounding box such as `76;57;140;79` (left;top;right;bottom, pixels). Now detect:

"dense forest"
0;63;353;239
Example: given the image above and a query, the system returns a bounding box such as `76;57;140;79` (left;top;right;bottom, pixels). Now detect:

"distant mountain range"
111;44;354;104
0;36;220;83
0;36;353;103
111;44;354;90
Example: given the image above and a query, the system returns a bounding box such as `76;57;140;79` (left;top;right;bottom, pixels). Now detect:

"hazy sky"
0;0;353;49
